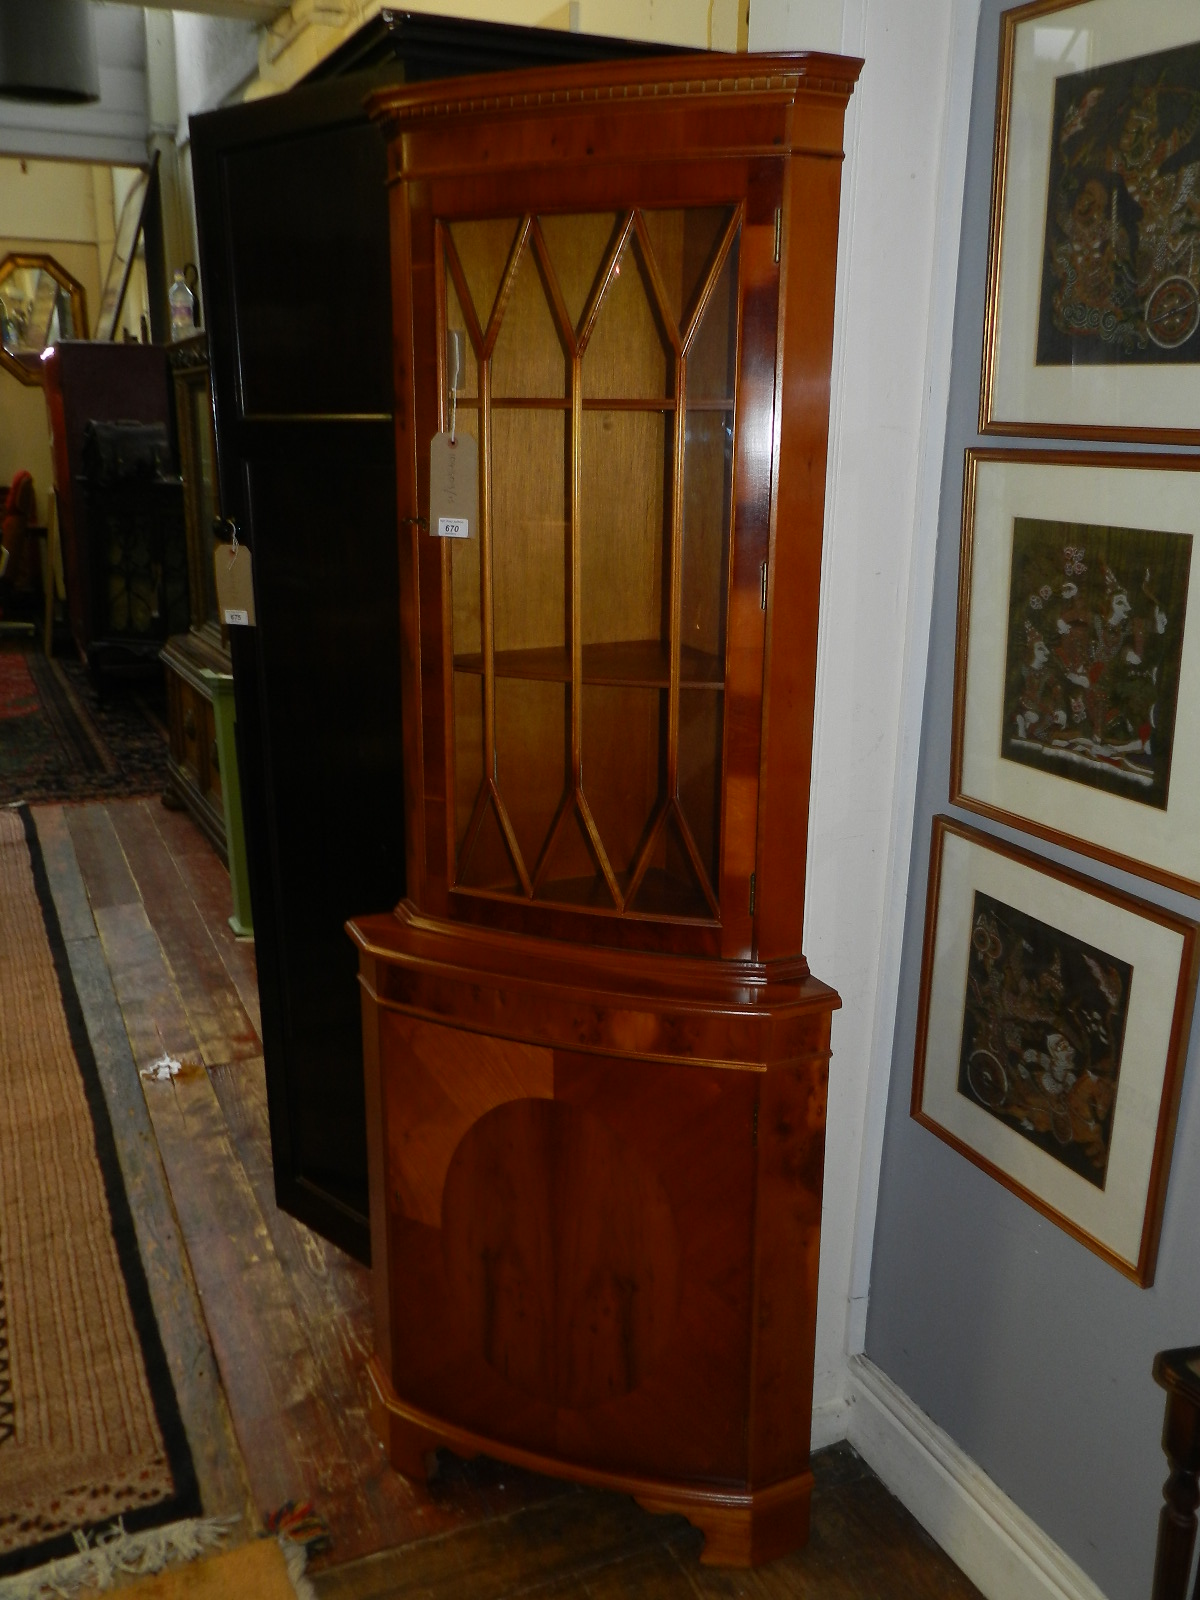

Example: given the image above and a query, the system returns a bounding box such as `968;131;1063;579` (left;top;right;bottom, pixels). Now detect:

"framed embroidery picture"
981;0;1200;440
912;816;1198;1284
952;448;1200;894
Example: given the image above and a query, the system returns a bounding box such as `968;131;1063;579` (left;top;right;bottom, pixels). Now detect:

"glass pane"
686;229;739;403
445;273;478;400
679;408;733;672
190;387;218;540
678;688;723;895
583;230;673;401
448;217;522;333
629;809;712;919
492;243;569;399
55;287;77;339
491;409;568;660
448;415;482;660
187;384;220;623
641;207;732;335
453;669;485;856
458;798;522;894
496;679;570;875
580;411;670;650
582;685;664;889
538;212;621;335
0;264;59;352
533;804;610;907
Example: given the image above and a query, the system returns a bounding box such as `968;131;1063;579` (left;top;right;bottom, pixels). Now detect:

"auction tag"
214;542;256;626
429;430;477;539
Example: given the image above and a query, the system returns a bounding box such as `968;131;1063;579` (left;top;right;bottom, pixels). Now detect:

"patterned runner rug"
0;806;199;1577
0;647;168;806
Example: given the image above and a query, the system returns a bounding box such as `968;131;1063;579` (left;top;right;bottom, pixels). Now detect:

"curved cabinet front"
350;907;838;1566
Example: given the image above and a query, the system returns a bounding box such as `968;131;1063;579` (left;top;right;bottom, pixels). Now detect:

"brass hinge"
774;207;782;264
749;871;756;915
752;1101;759;1148
760;560;768;611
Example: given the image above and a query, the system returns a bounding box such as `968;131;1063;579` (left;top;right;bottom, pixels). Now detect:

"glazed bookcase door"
441;204;745;931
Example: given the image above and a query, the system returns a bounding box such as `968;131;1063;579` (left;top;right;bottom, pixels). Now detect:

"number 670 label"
430;431;477;539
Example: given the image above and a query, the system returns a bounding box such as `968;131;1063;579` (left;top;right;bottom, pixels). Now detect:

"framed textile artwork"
912;816;1198;1285
951;448;1200;895
981;0;1200;440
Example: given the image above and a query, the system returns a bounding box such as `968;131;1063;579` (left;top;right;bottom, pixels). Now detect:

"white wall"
748;0;971;1439
750;0;842;51
174;13;260;132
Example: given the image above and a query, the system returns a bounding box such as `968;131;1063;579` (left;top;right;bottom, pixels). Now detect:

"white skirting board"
843;1354;1110;1600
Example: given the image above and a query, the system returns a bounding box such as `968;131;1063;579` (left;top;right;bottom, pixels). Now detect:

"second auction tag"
214;541;256;627
429;431;477;540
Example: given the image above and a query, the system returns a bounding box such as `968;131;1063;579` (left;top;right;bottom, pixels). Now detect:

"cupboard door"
378;1012;757;1480
194;98;404;1262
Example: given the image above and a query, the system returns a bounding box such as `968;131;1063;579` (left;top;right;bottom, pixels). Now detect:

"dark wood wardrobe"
189;12;678;1260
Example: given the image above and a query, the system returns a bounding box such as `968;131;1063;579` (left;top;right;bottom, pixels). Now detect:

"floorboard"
65;800;140;910
108;800;259;1067
42;795;983;1598
313;1447;984;1599
147;798;262;1037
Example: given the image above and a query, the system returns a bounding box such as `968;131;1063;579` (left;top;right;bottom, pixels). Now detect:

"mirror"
0;253;88;386
95;161;153;342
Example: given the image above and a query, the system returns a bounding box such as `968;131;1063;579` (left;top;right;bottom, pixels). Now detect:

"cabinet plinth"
353;50;858;1567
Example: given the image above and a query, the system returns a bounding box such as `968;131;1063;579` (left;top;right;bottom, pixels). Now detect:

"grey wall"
864;5;1200;1598
0;3;147;163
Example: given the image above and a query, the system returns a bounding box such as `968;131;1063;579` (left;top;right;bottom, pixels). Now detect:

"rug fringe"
0;1515;237;1598
278;1537;317;1600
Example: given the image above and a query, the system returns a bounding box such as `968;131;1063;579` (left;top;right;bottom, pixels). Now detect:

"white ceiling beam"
105;0;285;23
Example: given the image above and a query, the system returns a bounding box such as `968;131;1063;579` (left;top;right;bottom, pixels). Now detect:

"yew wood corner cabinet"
347;51;860;1567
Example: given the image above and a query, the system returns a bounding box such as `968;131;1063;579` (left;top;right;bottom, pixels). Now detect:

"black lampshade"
0;0;100;104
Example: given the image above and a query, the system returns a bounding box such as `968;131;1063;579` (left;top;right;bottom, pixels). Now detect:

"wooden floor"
36;795;983;1599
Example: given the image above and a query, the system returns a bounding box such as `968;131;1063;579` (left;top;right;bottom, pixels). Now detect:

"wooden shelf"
453;639;724;688
452;396;735;411
528;868;714;919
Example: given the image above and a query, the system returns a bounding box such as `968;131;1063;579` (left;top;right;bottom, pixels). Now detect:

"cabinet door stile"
399;184;434;908
720;176;779;962
433;220;458;900
570;294;584;795
755;152;845;962
667;352;687;802
477;333;497;803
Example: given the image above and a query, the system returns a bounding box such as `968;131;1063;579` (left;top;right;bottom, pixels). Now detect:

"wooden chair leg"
43;491;60;656
1153;1387;1200;1600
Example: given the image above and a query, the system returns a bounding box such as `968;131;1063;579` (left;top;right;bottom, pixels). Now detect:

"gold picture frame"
912;816;1199;1285
951;447;1200;895
980;0;1200;441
